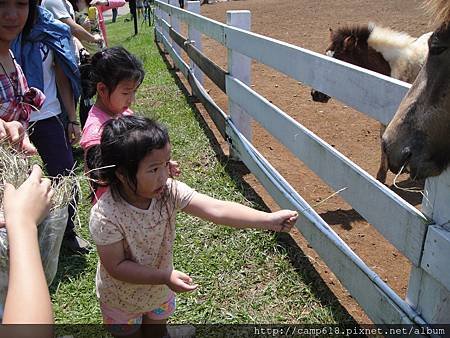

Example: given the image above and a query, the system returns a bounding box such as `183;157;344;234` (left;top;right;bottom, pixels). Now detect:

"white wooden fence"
154;0;450;326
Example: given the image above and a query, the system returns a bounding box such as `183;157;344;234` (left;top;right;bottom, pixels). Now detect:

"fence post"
160;1;170;52
227;10;252;160
154;2;161;42
186;1;204;85
406;170;450;323
168;0;181;58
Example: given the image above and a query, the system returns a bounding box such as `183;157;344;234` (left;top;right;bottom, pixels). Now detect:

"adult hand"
0;120;37;155
68;122;82;145
167;270;198;293
81;18;91;31
268;210;298;232
3;165;54;229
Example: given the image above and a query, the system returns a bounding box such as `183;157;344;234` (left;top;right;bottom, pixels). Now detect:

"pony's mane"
332;24;372;43
332;23;416;50
368;24;416;50
424;0;450;26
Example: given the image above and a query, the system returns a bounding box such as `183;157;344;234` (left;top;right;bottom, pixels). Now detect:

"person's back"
42;0;75;21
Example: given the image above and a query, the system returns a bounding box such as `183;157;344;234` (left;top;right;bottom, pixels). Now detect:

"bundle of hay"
0;142;80;312
0;142;78;211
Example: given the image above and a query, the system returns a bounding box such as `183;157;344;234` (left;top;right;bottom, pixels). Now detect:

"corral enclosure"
156;0;448;324
198;0;428;322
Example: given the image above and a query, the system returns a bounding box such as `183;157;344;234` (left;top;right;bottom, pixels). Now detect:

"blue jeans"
29;114;77;237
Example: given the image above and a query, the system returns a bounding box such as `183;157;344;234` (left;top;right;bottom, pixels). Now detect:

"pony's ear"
329;27;333;39
343;35;357;50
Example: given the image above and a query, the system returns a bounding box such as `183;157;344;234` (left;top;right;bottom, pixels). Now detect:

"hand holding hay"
3;165;54;228
2;165;54;324
0;141;80;312
0;142;78;214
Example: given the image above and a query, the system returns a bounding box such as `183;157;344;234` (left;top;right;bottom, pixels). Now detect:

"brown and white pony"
383;0;450;180
311;24;430;183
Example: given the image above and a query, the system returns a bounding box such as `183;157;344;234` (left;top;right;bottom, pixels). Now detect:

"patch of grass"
51;18;355;325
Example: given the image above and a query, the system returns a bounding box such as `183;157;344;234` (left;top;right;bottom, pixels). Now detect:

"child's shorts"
101;292;176;336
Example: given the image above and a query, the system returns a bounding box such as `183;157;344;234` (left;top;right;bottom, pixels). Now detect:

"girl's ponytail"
84;47;145;100
80;62;96;99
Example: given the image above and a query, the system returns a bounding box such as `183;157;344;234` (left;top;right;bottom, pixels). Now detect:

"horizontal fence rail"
226;76;429;265
169;27;227;92
154;0;439;325
227;123;426;325
155;27;228;139
155;0;429;266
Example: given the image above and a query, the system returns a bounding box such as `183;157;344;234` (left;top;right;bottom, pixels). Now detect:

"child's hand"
268;210;298;232
3;165;54;229
93;34;103;46
0;120;37;155
22;133;37;155
81;18;91;31
168;160;181;177
68;123;82;145
167;270;198;293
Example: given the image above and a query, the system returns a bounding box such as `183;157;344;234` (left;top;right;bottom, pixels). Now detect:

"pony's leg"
376;124;388;183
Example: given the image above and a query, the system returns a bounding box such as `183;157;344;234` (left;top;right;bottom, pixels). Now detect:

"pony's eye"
429;45;447;55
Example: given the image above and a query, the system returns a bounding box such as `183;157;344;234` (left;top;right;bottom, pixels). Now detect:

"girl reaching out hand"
89;115;298;337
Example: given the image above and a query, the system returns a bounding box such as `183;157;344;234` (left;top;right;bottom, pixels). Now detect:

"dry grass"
0;142;79;212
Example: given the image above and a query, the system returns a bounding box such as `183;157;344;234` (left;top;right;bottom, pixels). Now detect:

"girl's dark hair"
95;115;170;200
22;0;38;36
84;47;145;99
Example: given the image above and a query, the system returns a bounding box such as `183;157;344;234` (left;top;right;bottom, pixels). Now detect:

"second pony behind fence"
310;23;430;183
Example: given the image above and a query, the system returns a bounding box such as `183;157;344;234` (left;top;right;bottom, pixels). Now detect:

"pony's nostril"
401;146;412;163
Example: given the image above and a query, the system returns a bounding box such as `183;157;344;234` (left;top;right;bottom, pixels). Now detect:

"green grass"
51;17;356;326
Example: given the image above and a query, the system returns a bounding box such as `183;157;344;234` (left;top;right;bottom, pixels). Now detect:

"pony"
310;23;430;183
382;0;450;180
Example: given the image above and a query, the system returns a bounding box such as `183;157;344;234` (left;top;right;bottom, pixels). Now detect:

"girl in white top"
89;115;298;338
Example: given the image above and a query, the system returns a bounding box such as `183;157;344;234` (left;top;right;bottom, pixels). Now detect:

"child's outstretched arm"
96;242;198;293
2;165;54;324
183;193;298;232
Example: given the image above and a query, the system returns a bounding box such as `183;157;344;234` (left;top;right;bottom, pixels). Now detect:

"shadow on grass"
156;39;359;325
49;250;88;293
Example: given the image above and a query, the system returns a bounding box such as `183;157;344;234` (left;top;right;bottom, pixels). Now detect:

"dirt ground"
176;0;430;324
